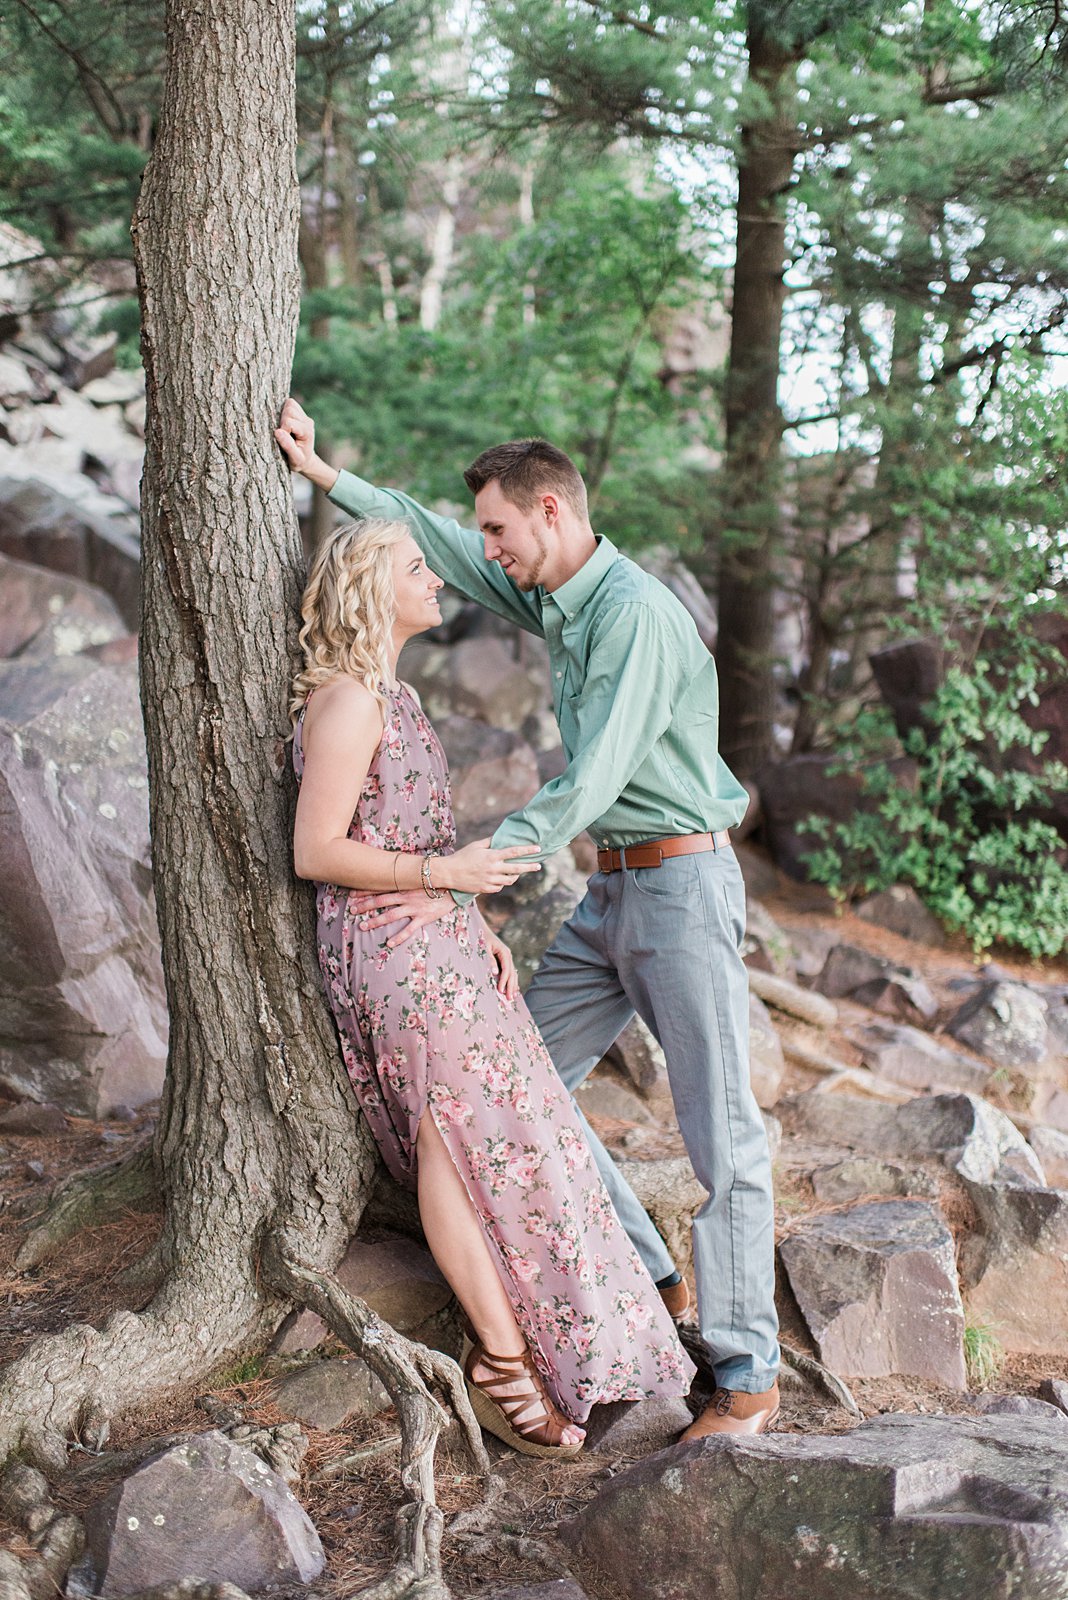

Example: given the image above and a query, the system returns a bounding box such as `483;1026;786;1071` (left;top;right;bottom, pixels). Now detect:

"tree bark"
0;5;483;1587
712;11;800;776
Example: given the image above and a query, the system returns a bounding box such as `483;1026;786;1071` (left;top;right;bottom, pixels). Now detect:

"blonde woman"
291;516;694;1457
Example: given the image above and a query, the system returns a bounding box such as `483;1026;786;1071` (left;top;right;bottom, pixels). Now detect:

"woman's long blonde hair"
289;517;411;725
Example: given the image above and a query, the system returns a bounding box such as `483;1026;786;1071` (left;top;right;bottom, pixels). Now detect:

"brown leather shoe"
679;1382;780;1441
658;1277;691;1321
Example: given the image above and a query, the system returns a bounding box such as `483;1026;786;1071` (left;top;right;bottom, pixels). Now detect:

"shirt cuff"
450;888;474;908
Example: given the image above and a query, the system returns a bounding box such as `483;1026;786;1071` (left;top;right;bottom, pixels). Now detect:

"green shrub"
802;657;1068;960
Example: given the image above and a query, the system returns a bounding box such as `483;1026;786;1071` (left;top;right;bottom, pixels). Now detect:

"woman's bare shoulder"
302;675;382;740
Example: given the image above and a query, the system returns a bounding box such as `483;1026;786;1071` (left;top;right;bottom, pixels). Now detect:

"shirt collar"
541;535;618;620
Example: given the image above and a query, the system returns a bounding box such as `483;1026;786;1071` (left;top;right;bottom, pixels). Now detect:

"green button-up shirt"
328;470;749;900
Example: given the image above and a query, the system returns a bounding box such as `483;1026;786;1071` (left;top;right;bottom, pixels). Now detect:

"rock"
272;1358;389;1430
574;1075;654;1127
273;1235;451;1354
1028;1125;1068;1187
0;471;140;627
0;654;167;1117
409;637;545;731
814;944;937;1024
732;840;782;901
762;1110;782;1162
79;1430;324;1595
1038;1378;1068;1415
947;982;1051;1069
754;751;918;881
499;884;584;993
746;967;838;1029
583;1395;692;1457
562;1410;1068;1600
0;551;127;661
433;714;541;841
606;1015;671;1106
490;843;586;924
80;370;146;407
779;1089;1046;1188
1030;1082;1068;1134
0;1099;67;1135
849;1020;992;1096
810;1156;938;1204
741;898;796;977
748;993;784;1109
779;1199;966;1386
855;883;946;945
614;1156;705;1285
636;545;717;648
809;1065;917;1102
978;1394;1068;1423
958;1180;1068;1353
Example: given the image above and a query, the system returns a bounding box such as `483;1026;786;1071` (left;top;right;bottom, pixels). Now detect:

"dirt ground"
2;886;1067;1596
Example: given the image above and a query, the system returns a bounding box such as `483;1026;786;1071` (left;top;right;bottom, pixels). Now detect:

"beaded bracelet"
421;853;442;900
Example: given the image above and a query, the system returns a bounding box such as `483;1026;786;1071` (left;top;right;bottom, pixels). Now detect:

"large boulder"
0;470;140;627
404;637;546;732
78;1430;324;1595
0;551;127;661
605;1015;671;1107
779;1090;1045;1188
562;1411;1068;1600
958;1179;1068;1353
754;752;917;881
273;1234;452;1354
1029;1124;1068;1187
614;1155;705;1284
871;617;1068;838
855;884;947;945
0;654;167;1115
434;714;541;844
779;1199;966;1386
849;1020;993;1097
946;982;1052;1069
814;944;937;1025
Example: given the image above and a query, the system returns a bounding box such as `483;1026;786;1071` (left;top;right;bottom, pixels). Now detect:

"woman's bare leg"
415;1113;584;1447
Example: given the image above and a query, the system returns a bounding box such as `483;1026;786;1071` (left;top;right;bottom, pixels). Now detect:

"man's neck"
543;528;598;593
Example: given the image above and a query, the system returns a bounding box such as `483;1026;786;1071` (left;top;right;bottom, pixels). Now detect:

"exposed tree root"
0;1265;276;1474
16;1143;160;1273
263;1232;490;1600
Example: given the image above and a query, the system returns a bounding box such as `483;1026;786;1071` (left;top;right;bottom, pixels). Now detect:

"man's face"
475;480;551;592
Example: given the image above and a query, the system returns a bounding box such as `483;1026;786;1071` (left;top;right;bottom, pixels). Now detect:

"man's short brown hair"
463;438;588;518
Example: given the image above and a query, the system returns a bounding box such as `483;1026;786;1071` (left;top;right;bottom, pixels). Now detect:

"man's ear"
541;491;560;526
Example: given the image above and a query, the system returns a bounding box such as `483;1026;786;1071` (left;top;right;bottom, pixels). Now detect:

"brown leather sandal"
463;1340;584;1459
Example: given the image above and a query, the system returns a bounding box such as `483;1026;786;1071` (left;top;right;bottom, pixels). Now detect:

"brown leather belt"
597;830;731;873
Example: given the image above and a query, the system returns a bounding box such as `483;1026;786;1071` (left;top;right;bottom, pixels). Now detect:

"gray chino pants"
524;845;780;1394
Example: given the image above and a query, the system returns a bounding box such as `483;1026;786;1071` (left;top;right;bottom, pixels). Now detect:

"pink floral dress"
293;681;694;1423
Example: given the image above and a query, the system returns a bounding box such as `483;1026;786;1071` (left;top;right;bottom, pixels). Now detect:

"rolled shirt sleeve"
328;468;544;637
450;602;685;905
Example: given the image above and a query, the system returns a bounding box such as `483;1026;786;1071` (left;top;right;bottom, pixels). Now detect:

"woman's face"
391;534;444;637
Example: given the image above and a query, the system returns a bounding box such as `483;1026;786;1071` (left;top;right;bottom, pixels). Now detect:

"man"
275;399;780;1438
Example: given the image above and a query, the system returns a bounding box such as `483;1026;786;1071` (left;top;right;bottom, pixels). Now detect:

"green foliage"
963;1322;1003;1389
802;651;1068;960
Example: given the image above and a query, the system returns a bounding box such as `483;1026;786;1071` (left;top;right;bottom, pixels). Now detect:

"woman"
292;516;694;1457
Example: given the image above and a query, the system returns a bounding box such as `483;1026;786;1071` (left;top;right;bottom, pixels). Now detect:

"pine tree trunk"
712;13;799;776
134;0;376;1346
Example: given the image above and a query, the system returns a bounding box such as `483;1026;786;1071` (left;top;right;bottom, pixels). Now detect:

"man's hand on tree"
274;398;338;492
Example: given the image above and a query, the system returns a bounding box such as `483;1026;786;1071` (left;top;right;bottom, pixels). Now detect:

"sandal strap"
466;1341;573;1446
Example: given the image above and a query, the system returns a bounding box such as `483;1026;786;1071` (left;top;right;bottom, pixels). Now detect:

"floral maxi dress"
294;681;694;1423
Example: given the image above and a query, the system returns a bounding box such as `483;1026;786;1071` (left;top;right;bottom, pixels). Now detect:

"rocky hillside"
2;299;1068;1600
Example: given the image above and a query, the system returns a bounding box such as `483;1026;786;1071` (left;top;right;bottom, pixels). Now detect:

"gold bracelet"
392;851;401;890
421;853;443;900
